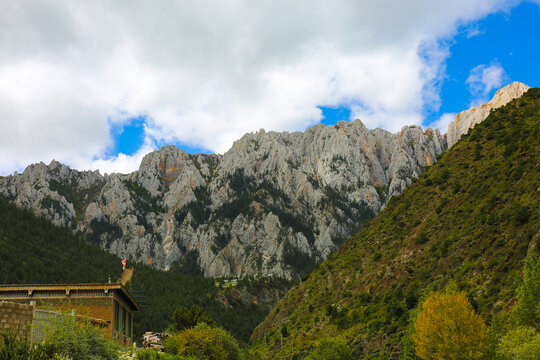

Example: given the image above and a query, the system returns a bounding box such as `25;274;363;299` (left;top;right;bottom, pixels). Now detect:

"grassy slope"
0;199;291;344
250;89;540;359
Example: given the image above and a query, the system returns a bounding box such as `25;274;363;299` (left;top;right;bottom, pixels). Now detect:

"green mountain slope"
250;88;540;359
0;199;291;344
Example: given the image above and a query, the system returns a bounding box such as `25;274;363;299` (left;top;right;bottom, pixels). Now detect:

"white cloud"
428;113;457;134
466;62;508;104
0;0;518;175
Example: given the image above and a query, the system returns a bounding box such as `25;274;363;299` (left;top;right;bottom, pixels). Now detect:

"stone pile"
142;332;169;351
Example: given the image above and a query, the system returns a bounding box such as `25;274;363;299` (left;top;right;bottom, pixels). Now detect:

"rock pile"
142;332;169;351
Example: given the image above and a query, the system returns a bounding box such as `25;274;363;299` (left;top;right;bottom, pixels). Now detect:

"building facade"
0;283;139;345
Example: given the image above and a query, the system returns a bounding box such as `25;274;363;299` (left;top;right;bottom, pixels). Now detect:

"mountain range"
0;82;528;280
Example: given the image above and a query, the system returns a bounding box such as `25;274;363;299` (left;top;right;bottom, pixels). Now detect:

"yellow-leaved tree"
413;291;488;360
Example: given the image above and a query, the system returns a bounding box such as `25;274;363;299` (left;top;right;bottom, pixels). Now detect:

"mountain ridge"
0;119;445;279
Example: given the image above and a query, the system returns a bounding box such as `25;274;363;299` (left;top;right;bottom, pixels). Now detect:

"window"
114;301;120;331
128;312;132;338
122;307;126;335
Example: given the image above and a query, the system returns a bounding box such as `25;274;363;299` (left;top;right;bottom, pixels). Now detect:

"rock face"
447;82;530;147
0;120;446;279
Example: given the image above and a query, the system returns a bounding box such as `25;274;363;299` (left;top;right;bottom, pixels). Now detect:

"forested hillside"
0;199;291;343
250;88;540;358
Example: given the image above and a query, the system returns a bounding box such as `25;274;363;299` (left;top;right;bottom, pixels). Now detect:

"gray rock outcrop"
447;81;530;147
0;120;446;279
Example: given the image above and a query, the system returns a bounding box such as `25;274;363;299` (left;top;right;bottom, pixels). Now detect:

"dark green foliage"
87;219;123;244
252;88;540;358
124;180;164;231
513;204;530;225
171;305;215;332
42;314;119;360
283;240;316;274
306;339;353;360
514;254;540;328
170;251;204;276
414;231;429;245
214;169;253;220
0;198;123;284
40;196;63;214
135;348;196;360
48;179;102;221
281;325;289;338
321;185;374;226
0;332;56;360
174;186;211;226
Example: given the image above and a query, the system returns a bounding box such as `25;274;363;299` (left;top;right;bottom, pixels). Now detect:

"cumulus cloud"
466;62;508;104
0;0;517;174
428;113;457;134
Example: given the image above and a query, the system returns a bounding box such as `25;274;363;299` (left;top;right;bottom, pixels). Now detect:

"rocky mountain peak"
447;81;530;147
1;117;448;279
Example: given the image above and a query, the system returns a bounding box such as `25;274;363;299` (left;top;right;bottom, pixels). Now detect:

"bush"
135;348;196;360
0;331;56;360
42;314;119;360
514;254;540;328
497;326;540;360
413;291;488;360
306;339;353;360
165;323;240;360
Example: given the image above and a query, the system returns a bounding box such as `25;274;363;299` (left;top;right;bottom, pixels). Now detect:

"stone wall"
0;301;35;339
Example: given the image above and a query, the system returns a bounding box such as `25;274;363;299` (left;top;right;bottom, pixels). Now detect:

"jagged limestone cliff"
0;120;446;279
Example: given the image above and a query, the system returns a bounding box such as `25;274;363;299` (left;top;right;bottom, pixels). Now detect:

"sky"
1;0;539;175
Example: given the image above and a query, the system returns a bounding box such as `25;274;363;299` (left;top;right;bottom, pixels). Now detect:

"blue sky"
321;1;540;129
1;1;539;174
113;1;540;158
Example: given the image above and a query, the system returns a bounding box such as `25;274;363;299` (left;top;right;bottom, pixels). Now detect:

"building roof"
0;283;139;311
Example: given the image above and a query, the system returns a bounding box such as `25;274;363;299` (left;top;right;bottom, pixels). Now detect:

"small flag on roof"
122;257;127;270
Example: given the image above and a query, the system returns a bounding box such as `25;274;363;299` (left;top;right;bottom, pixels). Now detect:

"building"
0;283;139;345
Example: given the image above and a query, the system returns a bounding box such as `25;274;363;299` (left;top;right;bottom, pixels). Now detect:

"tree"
164;323;240;360
497;326;540;360
514;254;540;328
171;305;215;332
306;339;353;360
413;291;488;360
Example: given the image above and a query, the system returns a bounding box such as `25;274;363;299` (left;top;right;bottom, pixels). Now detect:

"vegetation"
413;291;488;360
165;323;241;360
0;312;118;360
41;314;119;360
135;349;196;360
250;88;540;358
48;179;102;221
0;198;292;344
305;339;353;360
170;306;215;332
496;326;540;360
0;332;56;360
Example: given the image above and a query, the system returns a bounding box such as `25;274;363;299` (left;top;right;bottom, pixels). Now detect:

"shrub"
135;348;196;360
0;331;56;360
514;254;540;328
496;326;540;360
165;323;240;360
413;291;488;360
42;314;119;360
514;204;530;225
306;339;353;360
